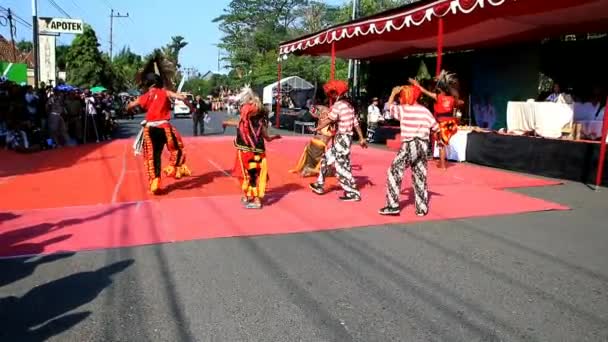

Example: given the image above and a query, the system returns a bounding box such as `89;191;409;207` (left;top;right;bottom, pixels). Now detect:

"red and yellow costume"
233;102;270;204
434;93;459;145
289;106;335;177
138;87;190;193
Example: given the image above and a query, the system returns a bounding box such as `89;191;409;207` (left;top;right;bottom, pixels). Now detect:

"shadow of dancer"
0;260;134;341
0;203;136;258
0;212;21;222
0;250;75;287
159;170;227;194
264;183;304;206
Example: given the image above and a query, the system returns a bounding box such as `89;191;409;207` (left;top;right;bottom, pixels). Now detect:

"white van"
173;94;194;118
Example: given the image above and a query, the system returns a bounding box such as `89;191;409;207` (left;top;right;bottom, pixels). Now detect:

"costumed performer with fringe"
225;86;281;209
409;70;464;170
309;80;367;202
379;85;439;217
289;105;336;177
128;51;193;194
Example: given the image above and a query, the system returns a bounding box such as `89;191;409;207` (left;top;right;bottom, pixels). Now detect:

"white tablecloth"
578;120;608;142
507;101;573;139
433;130;470;162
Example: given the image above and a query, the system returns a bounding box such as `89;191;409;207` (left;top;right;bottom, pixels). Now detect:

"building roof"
0;35;34;67
279;0;608;59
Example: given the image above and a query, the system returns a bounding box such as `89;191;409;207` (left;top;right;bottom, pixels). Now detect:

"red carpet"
0;136;567;258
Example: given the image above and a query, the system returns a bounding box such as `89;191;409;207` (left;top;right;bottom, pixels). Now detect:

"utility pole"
6;9;17;61
32;0;39;88
348;0;360;98
109;9;129;60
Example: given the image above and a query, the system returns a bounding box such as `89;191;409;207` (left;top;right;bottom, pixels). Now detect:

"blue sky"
2;0;345;74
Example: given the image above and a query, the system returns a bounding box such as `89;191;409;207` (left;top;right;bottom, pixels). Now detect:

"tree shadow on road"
0;260;134;341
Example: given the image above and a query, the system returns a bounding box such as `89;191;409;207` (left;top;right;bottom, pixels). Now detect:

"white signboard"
39;17;84;34
39;35;56;86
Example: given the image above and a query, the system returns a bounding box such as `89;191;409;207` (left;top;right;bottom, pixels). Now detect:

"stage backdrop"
470;44;541;130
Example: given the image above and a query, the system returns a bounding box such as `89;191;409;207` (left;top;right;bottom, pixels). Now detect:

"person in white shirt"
367;97;382;143
546;83;563;102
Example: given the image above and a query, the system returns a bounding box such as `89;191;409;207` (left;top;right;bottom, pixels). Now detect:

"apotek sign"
38;17;84;34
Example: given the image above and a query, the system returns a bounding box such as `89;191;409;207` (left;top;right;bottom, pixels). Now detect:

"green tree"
112;46;143;90
16;40;33;53
336;0;419;22
66;25;111;88
214;0;307;84
214;0;418;90
163;36;188;68
56;45;70;70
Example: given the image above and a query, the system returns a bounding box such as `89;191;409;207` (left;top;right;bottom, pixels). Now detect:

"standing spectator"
46;89;70;146
367;97;382;143
25;86;39;123
65;91;84;143
192;95;208;136
84;90;100;142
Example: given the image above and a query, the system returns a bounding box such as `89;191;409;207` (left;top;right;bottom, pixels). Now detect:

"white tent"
262;76;314;105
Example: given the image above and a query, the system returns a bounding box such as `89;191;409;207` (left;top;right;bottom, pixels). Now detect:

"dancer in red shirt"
409;71;464;170
128;53;192;194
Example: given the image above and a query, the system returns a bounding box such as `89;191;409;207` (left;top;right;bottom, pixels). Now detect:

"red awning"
279;0;608;59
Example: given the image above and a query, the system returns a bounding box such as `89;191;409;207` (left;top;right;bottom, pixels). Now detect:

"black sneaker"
416;211;427;217
309;183;325;195
339;193;361;202
379;206;400;216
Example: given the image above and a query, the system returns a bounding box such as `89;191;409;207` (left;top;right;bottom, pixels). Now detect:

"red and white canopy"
279;0;608;59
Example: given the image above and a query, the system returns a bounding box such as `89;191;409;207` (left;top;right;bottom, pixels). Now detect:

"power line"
0;6;32;29
109;9;129;59
47;0;71;18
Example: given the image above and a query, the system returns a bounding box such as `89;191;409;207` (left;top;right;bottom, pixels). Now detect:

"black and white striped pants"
317;133;360;197
385;138;429;215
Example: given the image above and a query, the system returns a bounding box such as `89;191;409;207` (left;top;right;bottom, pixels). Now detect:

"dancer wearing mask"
289;105;336;177
225;86;281;209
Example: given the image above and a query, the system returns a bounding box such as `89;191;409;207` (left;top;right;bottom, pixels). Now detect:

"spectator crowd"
0;77;131;153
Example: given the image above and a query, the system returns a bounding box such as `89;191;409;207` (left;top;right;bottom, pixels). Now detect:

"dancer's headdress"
323;80;349;97
136;49;176;91
236;85;264;148
236;84;262;117
435;70;458;94
399;85;421;105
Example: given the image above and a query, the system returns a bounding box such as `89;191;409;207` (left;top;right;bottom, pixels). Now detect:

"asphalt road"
1;114;607;341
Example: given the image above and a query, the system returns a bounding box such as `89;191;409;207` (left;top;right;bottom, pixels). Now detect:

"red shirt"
434;94;455;116
139;88;171;122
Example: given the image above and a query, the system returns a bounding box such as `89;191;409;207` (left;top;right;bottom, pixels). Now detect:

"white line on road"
111;143;128;204
207;159;232;177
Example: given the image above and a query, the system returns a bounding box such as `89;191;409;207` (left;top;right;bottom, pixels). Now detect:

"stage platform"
466;132;608;186
0;136;567;258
